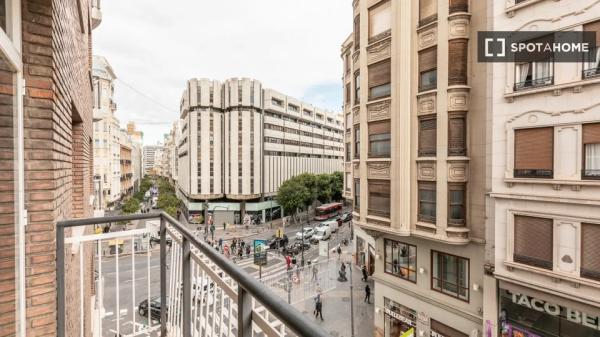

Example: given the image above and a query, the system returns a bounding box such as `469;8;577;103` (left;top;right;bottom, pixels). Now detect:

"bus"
314;202;343;221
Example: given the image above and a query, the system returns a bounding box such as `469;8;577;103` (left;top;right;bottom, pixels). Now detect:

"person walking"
210;223;215;241
364;284;371;304
336;245;342;260
245;244;251;257
311;264;318;281
218;238;223;250
224;244;230;259
285;255;292;270
314;297;323;321
362;265;368;282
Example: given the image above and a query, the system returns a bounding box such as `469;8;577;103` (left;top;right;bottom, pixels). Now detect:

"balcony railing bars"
57;212;330;337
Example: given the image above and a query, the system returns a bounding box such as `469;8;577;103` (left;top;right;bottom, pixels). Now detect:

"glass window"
448;183;466;226
384;239;417;282
354;71;361;105
432;251;469;301
368;180;390;217
354;127;360;159
369;0;391;40
368;121;391;158
354;179;360;210
419;69;437;92
384;298;417;337
418;182;436;223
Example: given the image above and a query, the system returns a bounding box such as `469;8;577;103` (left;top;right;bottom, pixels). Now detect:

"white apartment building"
127;121;143;190
178;78;344;225
484;2;600;337
143;144;162;175
92;55;122;208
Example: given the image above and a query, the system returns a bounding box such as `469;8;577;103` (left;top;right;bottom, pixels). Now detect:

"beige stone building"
484;1;600;337
119;129;133;197
178;78;344;225
343;0;488;336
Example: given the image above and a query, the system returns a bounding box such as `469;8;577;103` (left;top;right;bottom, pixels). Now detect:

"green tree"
330;171;343;201
276;178;310;224
122;197;140;214
315;173;333;203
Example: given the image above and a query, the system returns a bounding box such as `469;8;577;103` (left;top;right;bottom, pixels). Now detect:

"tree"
122;197;140;214
276;178;310;224
315;173;333;204
330;171;343;201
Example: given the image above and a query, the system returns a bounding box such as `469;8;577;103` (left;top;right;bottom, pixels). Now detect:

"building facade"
126;121;143;191
143;144;162;175
0;0;98;336
484;2;600;337
344;0;488;336
178;78;344;225
92;55;122;208
119;129;133;197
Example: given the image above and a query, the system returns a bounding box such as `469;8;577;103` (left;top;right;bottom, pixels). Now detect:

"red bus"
314;202;343;221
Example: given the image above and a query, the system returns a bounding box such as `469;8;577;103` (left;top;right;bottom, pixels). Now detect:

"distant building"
178;78;344;225
119;129;134;197
127;122;143;191
143;144;162;175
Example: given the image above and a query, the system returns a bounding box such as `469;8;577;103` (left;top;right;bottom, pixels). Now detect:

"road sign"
253;239;268;266
319;240;329;258
276;228;284;238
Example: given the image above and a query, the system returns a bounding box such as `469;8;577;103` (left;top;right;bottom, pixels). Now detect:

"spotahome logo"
478;31;597;62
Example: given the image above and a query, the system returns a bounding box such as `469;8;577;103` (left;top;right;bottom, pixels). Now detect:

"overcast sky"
94;0;352;146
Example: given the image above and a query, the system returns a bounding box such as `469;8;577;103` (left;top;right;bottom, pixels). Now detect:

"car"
283;241;311;255
267;234;289;249
311;226;331;242
319;220;338;233
340;212;352;223
138;296;168;322
149;233;172;247
295;227;315;240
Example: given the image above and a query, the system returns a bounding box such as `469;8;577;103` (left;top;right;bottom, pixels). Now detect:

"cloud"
93;0;352;145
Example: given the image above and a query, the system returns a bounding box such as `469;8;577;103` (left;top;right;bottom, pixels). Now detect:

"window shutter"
584;20;600;46
368;59;391;89
369;181;390;194
449;0;469;14
419;0;437;21
513;215;553;269
369;0;391;39
354;16;360;50
583;123;600;144
448;115;466;156
419;47;437;72
346;83;351;103
419;117;437;156
369;120;390;135
514;127;553;170
582;223;600;281
448;39;468;85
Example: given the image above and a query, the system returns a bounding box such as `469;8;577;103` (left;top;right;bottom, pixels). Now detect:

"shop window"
383;298;417;337
432;251;469;301
384;239;417;282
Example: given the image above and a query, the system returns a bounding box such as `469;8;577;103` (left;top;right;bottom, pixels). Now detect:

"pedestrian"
336;245;342;260
314;297;323;321
210;224;215;241
312;264;318;281
295;263;301;280
223;222;226;231
364;284;371;303
362;265;368;282
241;240;245;250
238;248;243;259
224;245;230;259
218;238;223;249
285;255;291;270
245;244;251;257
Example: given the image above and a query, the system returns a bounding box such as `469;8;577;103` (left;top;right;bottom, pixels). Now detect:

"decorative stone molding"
418;26;437;51
446;227;470;241
417;161;436;181
417;93;436;115
448;161;468;182
353;106;360;123
367;37;391;65
353;162;360;176
366;217;391;228
353;0;359;16
447;89;470;112
352;50;360;70
448;15;470;40
367;98;391;122
345;162;352;171
367;162;391;180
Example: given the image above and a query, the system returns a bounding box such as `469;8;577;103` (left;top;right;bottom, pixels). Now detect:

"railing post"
160;215;168;336
182;237;191;337
56;225;65;337
237;286;252;337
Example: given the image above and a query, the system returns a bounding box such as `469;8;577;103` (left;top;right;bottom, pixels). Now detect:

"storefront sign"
385;307;415;327
253;239;267;266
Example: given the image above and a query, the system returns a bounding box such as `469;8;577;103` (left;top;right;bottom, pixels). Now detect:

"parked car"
149;233;172;247
295;227;315;240
138;296;168;322
311;226;331;243
267;234;289;249
283;241;311;255
319;220;338;233
339;212;352;223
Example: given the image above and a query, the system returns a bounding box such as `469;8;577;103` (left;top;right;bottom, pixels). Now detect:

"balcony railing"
582;169;600;180
56;212;330;337
514;169;553;179
513;76;554;91
583;67;600;80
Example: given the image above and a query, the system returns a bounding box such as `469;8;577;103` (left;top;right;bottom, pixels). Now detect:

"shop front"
384;297;417;337
498;284;600;337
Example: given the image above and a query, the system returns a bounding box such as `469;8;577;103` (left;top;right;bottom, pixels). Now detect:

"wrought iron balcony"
513;76;554;91
583;67;600;80
582;169;600;180
513;169;553;179
56;212;330;337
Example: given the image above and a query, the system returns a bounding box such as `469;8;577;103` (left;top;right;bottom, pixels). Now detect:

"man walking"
311;264;318;281
364;284;371;304
210;223;215;241
336;245;342;260
362;265;368;282
314;296;323;321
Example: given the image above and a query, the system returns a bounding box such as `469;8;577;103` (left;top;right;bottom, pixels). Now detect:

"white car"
319;220;338;233
295;228;315;240
311;227;331;242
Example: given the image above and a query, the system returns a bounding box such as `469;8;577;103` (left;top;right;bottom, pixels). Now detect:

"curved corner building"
177;78;344;225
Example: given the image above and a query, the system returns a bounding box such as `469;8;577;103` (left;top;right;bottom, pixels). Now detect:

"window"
288;104;298;112
345;83;351;104
514;36;554;91
384;239;417;282
583;123;600;179
368;59;391;100
581;223;600;281
583;21;600;79
418;182;436;223
513;215;553;270
345;53;351;74
432;251;469;301
368;121;391;158
368;0;391;42
418;116;436;157
448;39;468;85
419;0;437;26
354;71;361;104
346;142;351;162
354;16;360;50
272;98;283;107
449;0;469;14
514;127;553;178
354;179;360;210
448;113;466;156
368;180;390;217
448;183;466;226
419;47;437;92
354;127;360;159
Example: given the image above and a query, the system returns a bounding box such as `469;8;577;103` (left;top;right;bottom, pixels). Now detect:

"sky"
94;0;352;146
